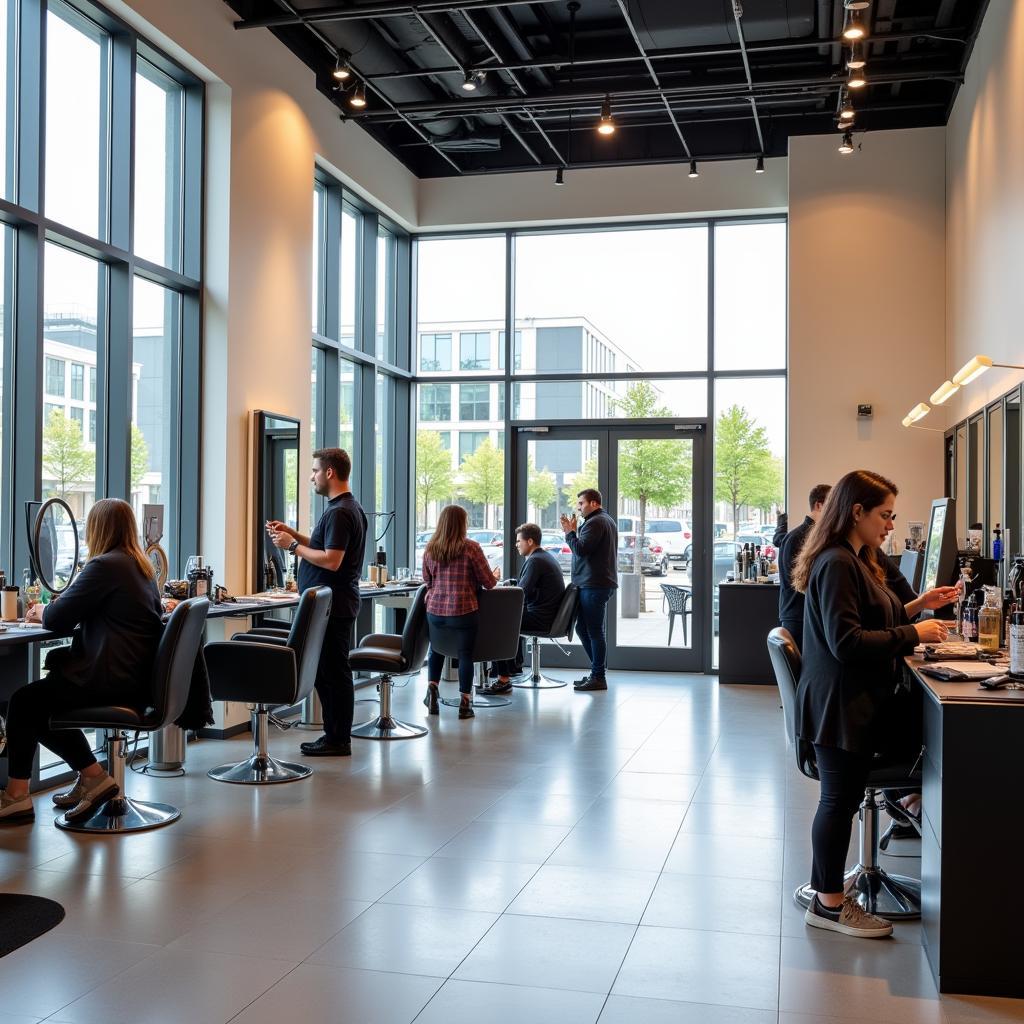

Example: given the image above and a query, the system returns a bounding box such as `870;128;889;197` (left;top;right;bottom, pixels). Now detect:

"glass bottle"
978;585;1002;653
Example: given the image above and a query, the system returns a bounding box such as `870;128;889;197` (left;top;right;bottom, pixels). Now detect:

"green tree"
130;425;150;493
527;456;556;519
415;430;455;528
615;381;692;607
42;409;93;498
458;437;505;527
714;404;780;531
562;456;598;509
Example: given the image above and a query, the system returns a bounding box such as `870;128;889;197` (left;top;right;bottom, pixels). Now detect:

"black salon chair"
50;597;209;834
348;585;429;741
204;586;332;783
433;587;525;709
767;627;922;919
512;584;579;690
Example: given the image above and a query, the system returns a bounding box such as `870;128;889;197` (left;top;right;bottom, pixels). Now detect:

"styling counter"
718;581;780;685
906;655;1024;998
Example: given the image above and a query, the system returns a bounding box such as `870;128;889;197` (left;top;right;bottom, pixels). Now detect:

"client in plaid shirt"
421;505;498;720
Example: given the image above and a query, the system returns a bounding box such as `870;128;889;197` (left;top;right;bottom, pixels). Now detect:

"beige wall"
945;0;1024;424
788;128;947;528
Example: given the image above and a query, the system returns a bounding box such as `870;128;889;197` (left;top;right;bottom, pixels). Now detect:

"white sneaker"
0;790;35;825
804;893;893;938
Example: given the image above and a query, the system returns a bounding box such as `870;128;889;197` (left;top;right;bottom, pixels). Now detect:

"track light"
755;155;765;173
555;166;565;186
839;97;855;122
332;56;351;81
597;95;615;136
838;131;854;154
847;43;866;69
688;159;699;178
848;66;867;88
930;380;961;406
902;402;931;427
952;355;993;386
349;83;367;109
842;12;866;40
461;70;486;92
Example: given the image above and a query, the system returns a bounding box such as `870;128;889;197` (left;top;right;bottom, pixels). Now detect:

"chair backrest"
428;586;525;662
400;585;430;672
151;597;209;726
766;626;817;779
546;583;579;641
290;586;334;702
660;583;689;613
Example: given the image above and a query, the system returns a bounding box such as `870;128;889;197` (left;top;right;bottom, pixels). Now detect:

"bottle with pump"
978;585;1002;653
1009;601;1024;678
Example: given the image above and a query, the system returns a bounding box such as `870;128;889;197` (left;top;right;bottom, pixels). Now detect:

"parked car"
678;539;744;580
616;517;691;562
541;530;573;574
467;528;505;571
617;533;668;577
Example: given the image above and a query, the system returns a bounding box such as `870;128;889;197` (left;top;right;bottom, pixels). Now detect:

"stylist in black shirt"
1;499;163;826
791;470;948;939
778;483;831;648
269;447;366;757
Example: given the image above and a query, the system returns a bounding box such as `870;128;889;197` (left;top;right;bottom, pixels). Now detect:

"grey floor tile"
306;901;498;977
508;864;660;925
613;926;780;1010
415;979;605;1024
663;831;786;882
454;914;635;994
546;826;677;872
600;996;777;1024
434;821;571;863
378;856;539;913
641;872;782;935
680;801;786;839
227;965;443;1024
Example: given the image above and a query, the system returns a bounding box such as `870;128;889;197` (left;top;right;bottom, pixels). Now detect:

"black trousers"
4;675;122;779
494;610;552;678
810;744;872;894
316;615;355;743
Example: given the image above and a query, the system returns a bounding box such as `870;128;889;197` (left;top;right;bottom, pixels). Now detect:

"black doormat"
0;894;66;956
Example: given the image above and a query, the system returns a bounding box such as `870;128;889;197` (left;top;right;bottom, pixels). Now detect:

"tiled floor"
1;671;1022;1023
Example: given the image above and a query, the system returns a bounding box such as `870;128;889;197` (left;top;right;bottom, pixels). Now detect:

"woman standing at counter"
421;504;497;720
792;470;948;938
0;498;163;825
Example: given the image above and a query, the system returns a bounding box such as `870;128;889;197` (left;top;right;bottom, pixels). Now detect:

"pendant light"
688;159;699;178
597;94;616;136
349;83;367;109
838;131;854;154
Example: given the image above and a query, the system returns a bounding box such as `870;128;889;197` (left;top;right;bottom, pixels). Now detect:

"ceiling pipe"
730;0;766;153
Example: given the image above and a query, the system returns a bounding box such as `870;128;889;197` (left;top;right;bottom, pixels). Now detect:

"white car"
641;518;691;562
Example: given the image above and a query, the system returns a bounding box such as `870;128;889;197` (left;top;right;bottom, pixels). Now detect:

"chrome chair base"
55;795;180;834
208;754;312;784
512;673;567;689
793;866;921;920
351;715;428;740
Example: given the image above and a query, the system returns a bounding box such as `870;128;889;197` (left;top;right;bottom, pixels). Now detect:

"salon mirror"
252;410;300;592
31;497;81;595
1006;390;1021;559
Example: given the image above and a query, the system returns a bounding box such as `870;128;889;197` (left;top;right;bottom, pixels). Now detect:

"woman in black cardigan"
792;470;948;938
0;498;163;826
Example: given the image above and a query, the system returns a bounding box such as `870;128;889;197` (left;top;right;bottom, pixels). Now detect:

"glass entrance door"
514;423;706;673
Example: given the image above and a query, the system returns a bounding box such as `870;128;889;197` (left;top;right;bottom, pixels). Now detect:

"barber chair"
348;585;429;740
204;586;332;783
50;597;209;833
767;627;921;919
433;587;524;709
512;584;579;690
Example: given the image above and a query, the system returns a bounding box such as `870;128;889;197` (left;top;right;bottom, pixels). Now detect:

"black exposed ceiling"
224;0;991;178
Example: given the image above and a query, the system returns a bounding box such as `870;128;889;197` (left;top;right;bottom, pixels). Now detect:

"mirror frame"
32;497;80;595
252;410;301;593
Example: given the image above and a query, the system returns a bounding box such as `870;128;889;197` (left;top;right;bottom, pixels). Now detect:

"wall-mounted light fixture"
929;380;960;405
901;402;931;427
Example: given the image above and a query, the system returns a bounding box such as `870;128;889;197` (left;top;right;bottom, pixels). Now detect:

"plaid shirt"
422;540;496;616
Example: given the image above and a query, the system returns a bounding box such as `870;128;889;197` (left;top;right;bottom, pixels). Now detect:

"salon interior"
0;0;1022;1019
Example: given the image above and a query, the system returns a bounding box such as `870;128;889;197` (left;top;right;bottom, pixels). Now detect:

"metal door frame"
511;418;708;674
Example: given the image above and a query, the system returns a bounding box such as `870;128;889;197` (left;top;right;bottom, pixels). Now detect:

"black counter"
718;581;779;685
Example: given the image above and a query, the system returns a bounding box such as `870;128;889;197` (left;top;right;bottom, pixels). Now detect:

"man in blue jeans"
560;488;618;692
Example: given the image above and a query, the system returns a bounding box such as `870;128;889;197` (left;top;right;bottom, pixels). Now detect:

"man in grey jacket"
560;488;618;692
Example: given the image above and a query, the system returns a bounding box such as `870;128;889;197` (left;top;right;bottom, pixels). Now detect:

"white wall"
418;157;786;230
788;128;947;528
945;0;1024;424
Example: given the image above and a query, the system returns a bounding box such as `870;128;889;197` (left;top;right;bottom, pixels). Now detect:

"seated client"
0;498;164;825
480;522;566;696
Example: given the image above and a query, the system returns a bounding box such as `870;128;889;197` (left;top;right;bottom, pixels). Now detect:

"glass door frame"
511;418;708;673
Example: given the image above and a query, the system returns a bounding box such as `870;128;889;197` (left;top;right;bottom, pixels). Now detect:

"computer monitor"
921;497;957;595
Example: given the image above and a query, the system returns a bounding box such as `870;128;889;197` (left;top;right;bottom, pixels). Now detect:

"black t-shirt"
297;491;367;619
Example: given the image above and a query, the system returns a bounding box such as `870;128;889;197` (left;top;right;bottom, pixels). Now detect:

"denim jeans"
427;611;479;694
575;587;614;677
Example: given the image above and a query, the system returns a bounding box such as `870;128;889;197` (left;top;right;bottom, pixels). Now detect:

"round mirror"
32;497;81;595
146;542;169;590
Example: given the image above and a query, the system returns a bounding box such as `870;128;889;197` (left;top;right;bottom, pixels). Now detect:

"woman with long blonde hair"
0;498;164;826
421;504;497;719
